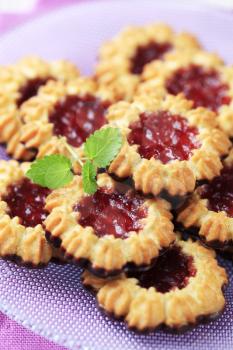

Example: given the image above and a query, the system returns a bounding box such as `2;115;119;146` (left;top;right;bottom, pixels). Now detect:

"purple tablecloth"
0;2;80;348
0;312;66;350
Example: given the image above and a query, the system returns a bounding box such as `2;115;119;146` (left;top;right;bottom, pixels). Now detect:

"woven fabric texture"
0;253;232;350
0;313;67;350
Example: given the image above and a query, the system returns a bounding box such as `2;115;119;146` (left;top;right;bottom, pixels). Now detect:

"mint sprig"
26;127;122;194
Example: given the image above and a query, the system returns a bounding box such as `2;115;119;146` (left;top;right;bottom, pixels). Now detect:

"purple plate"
0;1;233;349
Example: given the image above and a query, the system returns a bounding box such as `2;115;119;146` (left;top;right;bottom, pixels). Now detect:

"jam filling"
127;111;200;164
3;178;51;227
49;94;109;147
73;187;147;238
166;64;231;112
199;166;233;217
17;77;51;107
131;41;172;75
128;246;196;293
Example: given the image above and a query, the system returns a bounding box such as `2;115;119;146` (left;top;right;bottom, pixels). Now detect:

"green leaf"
82;160;97;194
26;159;49;186
84;127;122;168
26;154;74;189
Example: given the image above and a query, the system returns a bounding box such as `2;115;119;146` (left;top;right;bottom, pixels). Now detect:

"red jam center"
199;166;233;217
127;111;200;164
128;246;196;293
3;178;51;227
49;94;109;147
166;64;231;112
131;41;172;75
73;187;147;238
17;77;51;107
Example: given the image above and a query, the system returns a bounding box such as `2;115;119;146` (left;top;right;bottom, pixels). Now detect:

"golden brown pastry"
139;50;233;137
177;148;233;248
0;160;52;266
106;94;230;196
95;23;201;101
0;56;79;160
45;173;175;277
18;77;116;163
82;238;227;331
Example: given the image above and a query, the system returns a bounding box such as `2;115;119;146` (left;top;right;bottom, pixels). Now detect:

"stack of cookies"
0;23;232;332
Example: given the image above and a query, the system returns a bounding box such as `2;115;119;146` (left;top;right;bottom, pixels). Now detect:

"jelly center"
128;246;196;293
73;187;147;238
199;166;233;217
49;94;109;147
166;64;231;112
127;111;200;164
131;41;172;75
17;77;51;107
3;178;51;227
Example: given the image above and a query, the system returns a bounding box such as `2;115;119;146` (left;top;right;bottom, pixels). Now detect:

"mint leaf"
26;128;122;194
82;160;97;194
26;155;73;189
26;159;49;186
44;157;73;189
84;127;122;168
